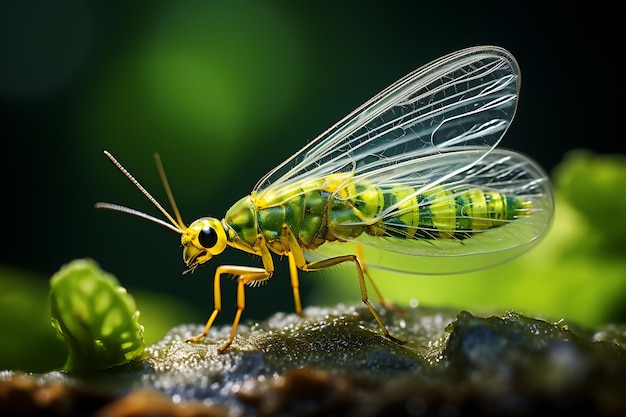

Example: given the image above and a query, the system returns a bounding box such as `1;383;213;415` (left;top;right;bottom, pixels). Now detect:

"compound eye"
198;226;218;248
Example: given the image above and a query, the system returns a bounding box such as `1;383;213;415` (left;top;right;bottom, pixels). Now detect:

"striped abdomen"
329;182;531;241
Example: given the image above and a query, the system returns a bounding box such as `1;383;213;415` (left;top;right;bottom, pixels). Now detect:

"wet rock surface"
2;304;625;416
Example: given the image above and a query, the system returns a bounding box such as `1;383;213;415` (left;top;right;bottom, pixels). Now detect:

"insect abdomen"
329;182;531;241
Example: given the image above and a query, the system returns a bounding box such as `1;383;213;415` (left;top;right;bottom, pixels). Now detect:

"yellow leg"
281;224;403;344
355;244;406;316
287;252;303;315
185;264;270;352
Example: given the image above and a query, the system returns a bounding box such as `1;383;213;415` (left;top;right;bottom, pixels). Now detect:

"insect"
97;46;553;353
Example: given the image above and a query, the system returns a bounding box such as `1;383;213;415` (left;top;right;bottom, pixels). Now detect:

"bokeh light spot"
141;2;302;144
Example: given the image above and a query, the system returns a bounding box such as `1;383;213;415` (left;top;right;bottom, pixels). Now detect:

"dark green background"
1;1;623;359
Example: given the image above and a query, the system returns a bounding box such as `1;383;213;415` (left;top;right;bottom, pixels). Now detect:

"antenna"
95;150;186;234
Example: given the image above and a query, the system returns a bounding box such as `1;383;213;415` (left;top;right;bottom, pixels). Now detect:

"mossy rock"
2;304;625;416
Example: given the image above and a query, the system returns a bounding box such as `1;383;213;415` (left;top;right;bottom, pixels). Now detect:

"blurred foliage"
309;150;626;326
50;259;145;371
554;150;626;247
0;267;67;372
78;2;303;177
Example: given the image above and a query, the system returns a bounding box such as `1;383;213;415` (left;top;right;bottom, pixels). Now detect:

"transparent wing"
250;45;553;274
307;148;553;274
254;46;521;200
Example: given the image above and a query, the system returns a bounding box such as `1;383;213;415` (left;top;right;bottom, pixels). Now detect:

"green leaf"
50;259;145;371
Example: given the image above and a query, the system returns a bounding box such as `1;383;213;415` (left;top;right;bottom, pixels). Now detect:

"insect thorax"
224;178;340;254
